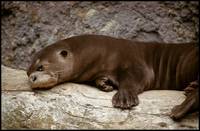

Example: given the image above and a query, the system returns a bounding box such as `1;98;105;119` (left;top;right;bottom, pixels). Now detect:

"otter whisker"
54;70;66;73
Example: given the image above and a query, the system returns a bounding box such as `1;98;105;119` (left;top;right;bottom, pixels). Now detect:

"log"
1;65;199;129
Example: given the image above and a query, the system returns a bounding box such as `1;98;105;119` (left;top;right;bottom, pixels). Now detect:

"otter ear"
60;50;68;57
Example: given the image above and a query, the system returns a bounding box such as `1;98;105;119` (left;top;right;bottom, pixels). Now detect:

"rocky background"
1;1;199;70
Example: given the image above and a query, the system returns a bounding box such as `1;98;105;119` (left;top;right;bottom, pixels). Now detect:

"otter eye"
60;50;68;57
36;65;43;71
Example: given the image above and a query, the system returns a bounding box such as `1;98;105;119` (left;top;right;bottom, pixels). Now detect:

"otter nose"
30;75;37;82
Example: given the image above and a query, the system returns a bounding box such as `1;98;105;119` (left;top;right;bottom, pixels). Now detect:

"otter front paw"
95;76;115;92
112;90;139;109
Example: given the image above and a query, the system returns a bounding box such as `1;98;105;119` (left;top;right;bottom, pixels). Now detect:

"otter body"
27;34;199;120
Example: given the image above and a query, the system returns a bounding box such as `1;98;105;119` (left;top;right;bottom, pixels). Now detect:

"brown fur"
27;34;199;120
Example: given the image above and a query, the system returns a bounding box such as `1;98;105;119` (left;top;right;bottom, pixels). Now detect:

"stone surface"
1;65;199;129
1;1;199;70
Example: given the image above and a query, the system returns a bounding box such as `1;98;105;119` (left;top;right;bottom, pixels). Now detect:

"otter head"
27;44;74;89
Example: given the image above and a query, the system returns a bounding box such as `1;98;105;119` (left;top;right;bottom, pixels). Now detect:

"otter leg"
112;71;142;109
95;76;119;92
170;80;199;120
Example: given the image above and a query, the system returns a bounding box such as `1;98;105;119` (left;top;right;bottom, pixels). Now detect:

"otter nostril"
32;76;37;82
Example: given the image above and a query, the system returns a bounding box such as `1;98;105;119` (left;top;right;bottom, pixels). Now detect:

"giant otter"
27;34;199;120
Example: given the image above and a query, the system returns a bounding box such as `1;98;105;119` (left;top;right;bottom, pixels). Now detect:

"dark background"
1;1;199;70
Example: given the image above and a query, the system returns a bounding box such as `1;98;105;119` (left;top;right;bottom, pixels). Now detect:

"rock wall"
1;1;199;70
1;65;199;129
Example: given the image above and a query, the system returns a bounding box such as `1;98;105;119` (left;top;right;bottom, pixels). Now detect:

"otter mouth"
28;71;58;89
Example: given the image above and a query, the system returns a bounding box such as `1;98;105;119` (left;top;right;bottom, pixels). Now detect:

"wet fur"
27;34;199;120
